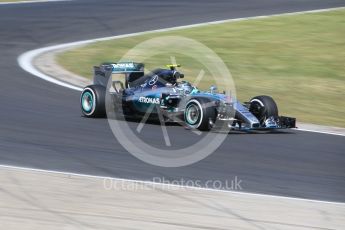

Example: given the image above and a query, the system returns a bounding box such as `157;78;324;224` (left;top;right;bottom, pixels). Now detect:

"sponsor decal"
112;63;135;69
139;96;160;104
148;75;158;86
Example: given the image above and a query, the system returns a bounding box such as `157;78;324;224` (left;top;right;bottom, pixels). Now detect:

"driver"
176;81;194;94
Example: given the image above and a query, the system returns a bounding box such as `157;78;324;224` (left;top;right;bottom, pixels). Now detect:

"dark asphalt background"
0;0;345;202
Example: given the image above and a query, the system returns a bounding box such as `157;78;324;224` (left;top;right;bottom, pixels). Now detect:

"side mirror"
210;85;218;94
174;72;184;79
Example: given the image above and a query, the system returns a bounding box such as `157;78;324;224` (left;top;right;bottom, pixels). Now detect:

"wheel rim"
185;103;200;125
82;91;94;113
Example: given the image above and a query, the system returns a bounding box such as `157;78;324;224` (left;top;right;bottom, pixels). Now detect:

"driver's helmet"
176;81;194;94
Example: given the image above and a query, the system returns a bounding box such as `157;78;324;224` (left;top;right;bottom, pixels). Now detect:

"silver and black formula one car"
80;62;296;131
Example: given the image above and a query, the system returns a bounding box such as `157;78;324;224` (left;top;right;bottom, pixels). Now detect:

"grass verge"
57;9;345;127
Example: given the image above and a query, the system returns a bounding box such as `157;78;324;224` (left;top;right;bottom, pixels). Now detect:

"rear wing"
93;62;144;86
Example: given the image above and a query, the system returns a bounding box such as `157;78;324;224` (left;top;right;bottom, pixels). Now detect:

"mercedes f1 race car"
80;62;296;131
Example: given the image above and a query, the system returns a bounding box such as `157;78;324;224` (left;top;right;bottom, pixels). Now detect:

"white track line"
18;46;83;91
18;6;345;136
0;0;71;5
296;128;345;137
18;6;345;91
15;7;345;203
1;164;344;205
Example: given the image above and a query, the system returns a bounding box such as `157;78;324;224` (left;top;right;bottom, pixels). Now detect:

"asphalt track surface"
1;0;345;202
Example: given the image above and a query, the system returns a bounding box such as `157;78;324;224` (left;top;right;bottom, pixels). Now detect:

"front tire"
249;95;278;125
80;85;106;117
184;98;216;131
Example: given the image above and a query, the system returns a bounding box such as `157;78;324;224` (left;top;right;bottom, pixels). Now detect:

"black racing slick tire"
80;85;106;118
249;95;278;124
184;98;216;131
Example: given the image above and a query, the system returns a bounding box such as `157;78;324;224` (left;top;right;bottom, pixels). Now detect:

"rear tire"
249;95;278;125
80;85;106;117
184;98;216;131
